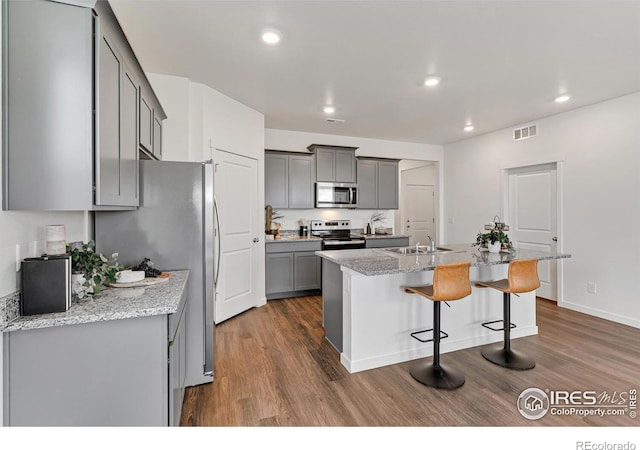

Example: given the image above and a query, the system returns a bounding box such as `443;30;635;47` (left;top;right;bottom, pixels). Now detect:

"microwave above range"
315;182;358;209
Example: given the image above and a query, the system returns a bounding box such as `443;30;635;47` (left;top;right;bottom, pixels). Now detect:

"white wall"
146;73;190;162
148;74;266;306
443;92;640;328
266;128;443;160
276;209;395;233
395;162;437;236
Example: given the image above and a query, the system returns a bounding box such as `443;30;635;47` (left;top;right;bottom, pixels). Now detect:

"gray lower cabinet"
266;241;322;299
264;152;315;209
294;252;322;291
365;236;409;248
356;158;399;209
265;252;295;294
2;296;187;426
322;258;343;352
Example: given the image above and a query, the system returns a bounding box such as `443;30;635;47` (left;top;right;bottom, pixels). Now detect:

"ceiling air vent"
326;118;346;124
513;124;537;141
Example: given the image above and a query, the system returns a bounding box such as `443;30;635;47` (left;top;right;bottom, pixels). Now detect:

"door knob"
253;237;260;243
552;237;558;242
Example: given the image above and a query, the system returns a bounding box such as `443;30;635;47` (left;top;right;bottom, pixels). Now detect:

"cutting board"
108;272;171;288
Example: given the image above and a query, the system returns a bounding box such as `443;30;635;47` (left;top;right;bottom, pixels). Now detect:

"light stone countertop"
353;233;410;240
2;270;189;333
316;244;571;276
265;235;322;243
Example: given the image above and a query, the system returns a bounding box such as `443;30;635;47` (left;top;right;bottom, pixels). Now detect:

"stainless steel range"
310;220;366;250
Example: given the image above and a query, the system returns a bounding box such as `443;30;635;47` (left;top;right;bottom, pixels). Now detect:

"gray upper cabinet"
139;94;153;152
3;0;93;210
308;145;357;183
120;67;140;206
265;151;315;209
140;90;163;160
356;158;399;209
96;26;138;207
153;115;163;159
288;154;315;208
377;160;399;209
356;159;378;209
265;153;289;209
2;0;165;211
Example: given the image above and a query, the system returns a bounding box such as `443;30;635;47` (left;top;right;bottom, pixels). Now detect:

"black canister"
299;225;309;236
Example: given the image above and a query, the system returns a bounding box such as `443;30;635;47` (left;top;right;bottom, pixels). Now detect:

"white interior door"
508;163;557;300
402;165;435;246
214;149;259;323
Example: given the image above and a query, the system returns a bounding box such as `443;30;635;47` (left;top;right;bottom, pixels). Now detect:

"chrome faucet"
426;235;436;252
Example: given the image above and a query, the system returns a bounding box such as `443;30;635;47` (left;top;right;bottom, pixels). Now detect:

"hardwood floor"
180;296;640;427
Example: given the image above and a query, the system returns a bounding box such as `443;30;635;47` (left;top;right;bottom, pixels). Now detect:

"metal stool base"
410;360;465;390
480;345;535;370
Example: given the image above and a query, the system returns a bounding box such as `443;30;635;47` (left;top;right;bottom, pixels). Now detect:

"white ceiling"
109;0;640;146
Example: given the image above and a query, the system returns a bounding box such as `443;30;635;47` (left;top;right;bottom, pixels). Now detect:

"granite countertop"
2;270;189;333
266;232;407;243
353;233;410;239
316;243;571;276
266;235;322;243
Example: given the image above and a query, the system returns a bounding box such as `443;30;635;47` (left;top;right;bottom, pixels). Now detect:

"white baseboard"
341;326;538;374
561;301;640;329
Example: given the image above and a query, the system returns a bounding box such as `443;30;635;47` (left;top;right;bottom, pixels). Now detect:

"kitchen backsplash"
273;209;396;233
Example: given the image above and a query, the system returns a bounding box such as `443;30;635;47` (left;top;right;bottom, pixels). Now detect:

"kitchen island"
2;271;188;426
316;245;571;373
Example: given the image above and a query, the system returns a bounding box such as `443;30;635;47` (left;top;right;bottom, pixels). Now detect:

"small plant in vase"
67;240;123;299
473;230;513;253
369;212;387;235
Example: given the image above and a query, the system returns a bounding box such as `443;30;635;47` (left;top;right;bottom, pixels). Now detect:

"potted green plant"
67;240;122;299
473;229;512;253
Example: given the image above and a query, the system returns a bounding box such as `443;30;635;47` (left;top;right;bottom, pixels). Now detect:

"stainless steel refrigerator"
95;160;215;387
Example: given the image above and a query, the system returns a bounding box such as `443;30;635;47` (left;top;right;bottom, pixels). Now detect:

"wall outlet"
587;281;597;294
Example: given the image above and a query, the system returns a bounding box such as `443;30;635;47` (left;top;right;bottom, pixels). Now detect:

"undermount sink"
384;246;453;255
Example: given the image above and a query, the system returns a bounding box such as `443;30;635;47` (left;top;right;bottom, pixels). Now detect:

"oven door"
316;182;358;208
322;239;366;250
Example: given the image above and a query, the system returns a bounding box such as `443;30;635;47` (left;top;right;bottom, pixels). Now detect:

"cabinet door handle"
253;237;260;243
552;237;558;242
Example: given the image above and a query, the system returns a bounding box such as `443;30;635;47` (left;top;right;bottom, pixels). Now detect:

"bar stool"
475;258;539;370
403;261;472;390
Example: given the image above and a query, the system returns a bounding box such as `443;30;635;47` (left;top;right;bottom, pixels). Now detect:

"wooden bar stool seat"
475;258;539;370
403;261;472;390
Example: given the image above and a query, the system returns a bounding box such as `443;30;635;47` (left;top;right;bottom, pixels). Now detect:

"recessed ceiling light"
554;94;571;103
464;125;475;132
323;106;335;114
261;31;281;45
424;76;441;87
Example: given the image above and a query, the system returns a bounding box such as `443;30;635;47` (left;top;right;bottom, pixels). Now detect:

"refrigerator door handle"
214;196;221;286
